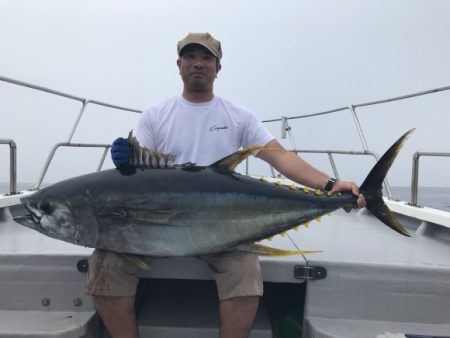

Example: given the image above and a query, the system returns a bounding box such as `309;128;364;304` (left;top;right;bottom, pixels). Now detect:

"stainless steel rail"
411;151;450;206
264;85;450;206
264;85;450;151
246;148;389;192
0;75;141;188
291;149;378;177
35;142;111;189
0;139;17;194
1;74;449;208
291;149;396;198
263;85;450;123
273;114;392;195
0;75;141;143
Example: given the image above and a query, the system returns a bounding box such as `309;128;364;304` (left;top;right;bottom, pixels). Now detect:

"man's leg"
219;296;259;338
93;295;139;338
201;251;263;338
85;249;144;338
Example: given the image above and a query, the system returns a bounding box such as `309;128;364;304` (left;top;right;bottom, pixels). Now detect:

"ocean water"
1;183;449;212
387;186;450;212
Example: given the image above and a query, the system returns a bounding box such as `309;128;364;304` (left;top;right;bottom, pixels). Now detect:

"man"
86;32;365;338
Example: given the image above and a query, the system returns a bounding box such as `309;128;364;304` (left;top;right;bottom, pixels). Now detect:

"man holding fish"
85;32;365;338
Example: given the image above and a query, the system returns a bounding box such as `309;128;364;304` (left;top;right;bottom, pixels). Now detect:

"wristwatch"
324;178;337;192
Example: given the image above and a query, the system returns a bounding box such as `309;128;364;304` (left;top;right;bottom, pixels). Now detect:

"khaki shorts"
85;249;263;301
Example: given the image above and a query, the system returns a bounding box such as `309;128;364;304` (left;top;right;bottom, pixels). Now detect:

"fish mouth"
10;203;41;228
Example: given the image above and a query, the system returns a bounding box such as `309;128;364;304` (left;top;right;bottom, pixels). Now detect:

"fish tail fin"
359;129;415;237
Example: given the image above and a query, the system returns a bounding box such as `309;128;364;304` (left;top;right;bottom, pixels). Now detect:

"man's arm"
257;139;366;209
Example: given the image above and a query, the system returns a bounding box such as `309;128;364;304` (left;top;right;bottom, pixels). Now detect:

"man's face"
177;45;221;93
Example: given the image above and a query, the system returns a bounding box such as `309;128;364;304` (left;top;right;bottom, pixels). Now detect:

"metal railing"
262;86;450;206
257;116;393;197
290;149;395;196
35;142;111;189
0;75;142;190
0;139;17;194
1;74;449;207
411;151;450;206
0;75;141;145
246;146;393;197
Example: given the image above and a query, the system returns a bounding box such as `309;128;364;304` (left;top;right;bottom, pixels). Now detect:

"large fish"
11;130;414;257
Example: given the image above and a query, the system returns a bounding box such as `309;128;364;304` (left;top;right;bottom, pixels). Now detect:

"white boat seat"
304;316;450;338
0;310;96;338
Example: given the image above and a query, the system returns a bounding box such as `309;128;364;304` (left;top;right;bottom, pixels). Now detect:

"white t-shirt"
135;95;274;166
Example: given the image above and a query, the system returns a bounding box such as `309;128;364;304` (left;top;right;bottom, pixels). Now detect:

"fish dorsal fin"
211;146;265;171
128;131;176;168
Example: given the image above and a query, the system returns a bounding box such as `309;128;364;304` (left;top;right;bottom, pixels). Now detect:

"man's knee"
220;295;260;311
85;249;140;297
201;251;263;300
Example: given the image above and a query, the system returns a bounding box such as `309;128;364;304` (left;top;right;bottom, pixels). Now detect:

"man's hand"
111;137;130;167
331;180;366;212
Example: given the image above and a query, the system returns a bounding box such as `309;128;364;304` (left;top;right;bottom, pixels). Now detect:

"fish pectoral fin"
97;213;186;228
127;208;187;223
237;243;322;256
211;146;265;172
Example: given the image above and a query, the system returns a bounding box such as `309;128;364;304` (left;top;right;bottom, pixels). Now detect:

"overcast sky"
1;0;449;189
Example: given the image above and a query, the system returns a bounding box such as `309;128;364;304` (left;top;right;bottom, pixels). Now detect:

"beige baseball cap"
177;33;222;60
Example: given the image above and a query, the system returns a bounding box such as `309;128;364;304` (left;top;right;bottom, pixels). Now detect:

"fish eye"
40;200;54;214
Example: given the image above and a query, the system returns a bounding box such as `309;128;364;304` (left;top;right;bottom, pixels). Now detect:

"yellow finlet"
337;192;342;196
326;191;333;197
293;226;299;231
240;243;322;256
315;189;322;196
315;216;322;223
303;187;310;193
326;212;332;216
267;236;273;241
259;177;268;182
280;231;287;237
275;181;283;186
289;184;297;190
303;221;310;228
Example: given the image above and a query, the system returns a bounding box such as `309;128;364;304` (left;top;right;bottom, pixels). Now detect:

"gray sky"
1;0;449;188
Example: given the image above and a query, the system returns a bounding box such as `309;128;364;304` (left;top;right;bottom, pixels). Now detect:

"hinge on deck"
294;265;327;280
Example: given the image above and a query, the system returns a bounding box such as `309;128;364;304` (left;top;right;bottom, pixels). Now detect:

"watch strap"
324;178;337;191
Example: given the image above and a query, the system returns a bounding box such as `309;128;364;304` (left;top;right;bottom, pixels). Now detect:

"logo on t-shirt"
209;125;229;132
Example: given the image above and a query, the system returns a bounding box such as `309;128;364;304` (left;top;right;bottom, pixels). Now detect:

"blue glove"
111;137;130;167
